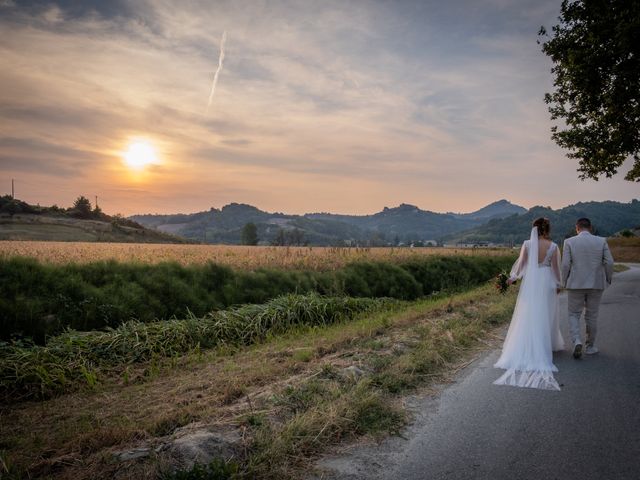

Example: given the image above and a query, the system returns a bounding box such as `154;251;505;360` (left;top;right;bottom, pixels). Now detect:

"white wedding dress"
493;227;565;391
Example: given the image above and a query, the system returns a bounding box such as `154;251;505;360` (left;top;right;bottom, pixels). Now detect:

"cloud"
0;0;637;216
0;137;99;177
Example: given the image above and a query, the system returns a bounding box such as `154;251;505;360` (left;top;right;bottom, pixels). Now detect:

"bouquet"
494;271;512;294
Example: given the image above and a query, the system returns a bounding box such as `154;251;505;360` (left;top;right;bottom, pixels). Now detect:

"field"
607;237;640;262
1;238;635;479
0;215;189;244
0;241;514;270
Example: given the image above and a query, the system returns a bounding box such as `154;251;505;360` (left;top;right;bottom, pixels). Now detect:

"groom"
561;218;614;359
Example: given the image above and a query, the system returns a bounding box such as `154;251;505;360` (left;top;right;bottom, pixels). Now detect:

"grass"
613;264;630;273
161;459;240;480
0;294;387;401
0;283;518;479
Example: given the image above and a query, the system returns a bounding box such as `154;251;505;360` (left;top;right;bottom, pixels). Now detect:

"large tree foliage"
540;0;640;181
72;195;92;219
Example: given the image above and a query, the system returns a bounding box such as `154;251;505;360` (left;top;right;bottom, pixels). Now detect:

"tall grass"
0;255;515;341
0;294;388;400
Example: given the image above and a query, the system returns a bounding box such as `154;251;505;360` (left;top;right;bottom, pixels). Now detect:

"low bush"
0;255;515;340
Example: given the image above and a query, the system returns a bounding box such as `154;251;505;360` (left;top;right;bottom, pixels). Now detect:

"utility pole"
95;195;98;209
11;179;14;199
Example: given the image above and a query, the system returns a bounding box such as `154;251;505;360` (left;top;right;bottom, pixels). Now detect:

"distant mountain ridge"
448;199;527;221
130;200;528;246
444;200;640;245
130;199;640;246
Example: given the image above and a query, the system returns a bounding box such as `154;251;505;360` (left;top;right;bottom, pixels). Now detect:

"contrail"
206;30;227;112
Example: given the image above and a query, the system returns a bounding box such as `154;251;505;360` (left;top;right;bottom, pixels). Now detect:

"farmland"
0;240;519;478
0;238;634;479
0;241;514;270
0;284;520;479
606;237;640;262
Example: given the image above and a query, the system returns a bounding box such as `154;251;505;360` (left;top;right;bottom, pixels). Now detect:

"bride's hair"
532;217;550;237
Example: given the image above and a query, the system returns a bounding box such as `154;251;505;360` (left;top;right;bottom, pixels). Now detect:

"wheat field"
607;237;640;263
0;241;514;270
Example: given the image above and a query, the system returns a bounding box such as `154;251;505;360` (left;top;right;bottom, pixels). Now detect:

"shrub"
0;255;515;341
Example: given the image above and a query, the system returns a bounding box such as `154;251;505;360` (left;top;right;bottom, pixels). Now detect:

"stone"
168;428;243;469
114;447;151;462
341;365;366;379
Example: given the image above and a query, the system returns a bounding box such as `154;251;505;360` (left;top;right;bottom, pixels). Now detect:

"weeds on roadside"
161;459;240;480
0;294;388;401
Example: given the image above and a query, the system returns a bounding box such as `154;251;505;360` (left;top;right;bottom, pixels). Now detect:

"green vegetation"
161;459;240;480
446;200;640;244
540;0;640;181
240;222;259;245
0;255;514;341
0;294;387;400
242;287;516;478
0;284;518;479
131;200;526;246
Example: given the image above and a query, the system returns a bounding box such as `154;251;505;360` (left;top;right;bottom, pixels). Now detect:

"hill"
0;196;190;243
131;200;527;246
448;199;527;221
132;203;368;245
444;200;640;244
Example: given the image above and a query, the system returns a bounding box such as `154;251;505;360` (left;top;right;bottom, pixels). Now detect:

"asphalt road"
316;265;640;480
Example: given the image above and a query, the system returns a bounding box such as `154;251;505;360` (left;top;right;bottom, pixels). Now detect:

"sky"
0;0;637;216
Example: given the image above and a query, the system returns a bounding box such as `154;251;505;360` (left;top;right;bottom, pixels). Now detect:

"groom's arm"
561;240;572;287
603;240;614;285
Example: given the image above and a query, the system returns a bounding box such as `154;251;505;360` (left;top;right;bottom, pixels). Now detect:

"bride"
493;217;565;391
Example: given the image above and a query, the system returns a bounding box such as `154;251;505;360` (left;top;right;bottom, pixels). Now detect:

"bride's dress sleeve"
509;241;528;281
551;243;562;287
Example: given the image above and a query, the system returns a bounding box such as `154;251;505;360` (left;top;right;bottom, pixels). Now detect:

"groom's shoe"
585;345;599;355
573;342;583;359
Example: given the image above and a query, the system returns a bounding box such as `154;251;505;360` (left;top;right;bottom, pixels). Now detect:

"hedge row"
0;255;514;341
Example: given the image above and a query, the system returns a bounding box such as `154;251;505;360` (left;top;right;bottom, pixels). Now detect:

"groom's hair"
576;218;591;229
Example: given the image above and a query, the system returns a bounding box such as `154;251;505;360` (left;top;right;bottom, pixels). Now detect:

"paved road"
317;265;640;480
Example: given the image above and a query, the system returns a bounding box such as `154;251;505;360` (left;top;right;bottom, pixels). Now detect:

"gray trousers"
567;289;604;346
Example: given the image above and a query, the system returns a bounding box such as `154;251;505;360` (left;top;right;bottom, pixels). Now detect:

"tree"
93;204;103;219
241;222;258;245
540;0;640;181
271;228;285;246
289;228;305;246
72;196;92;218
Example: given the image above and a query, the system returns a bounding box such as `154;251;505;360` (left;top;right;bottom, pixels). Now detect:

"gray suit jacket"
561;231;614;290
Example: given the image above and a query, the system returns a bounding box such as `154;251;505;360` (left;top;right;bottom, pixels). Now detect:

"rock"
114;447;151;462
392;342;411;354
341;365;366;380
168;428;243;469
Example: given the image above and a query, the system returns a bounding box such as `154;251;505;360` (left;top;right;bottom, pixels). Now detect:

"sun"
123;140;158;170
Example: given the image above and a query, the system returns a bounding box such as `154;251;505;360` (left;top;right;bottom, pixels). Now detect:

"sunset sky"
0;0;637;217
